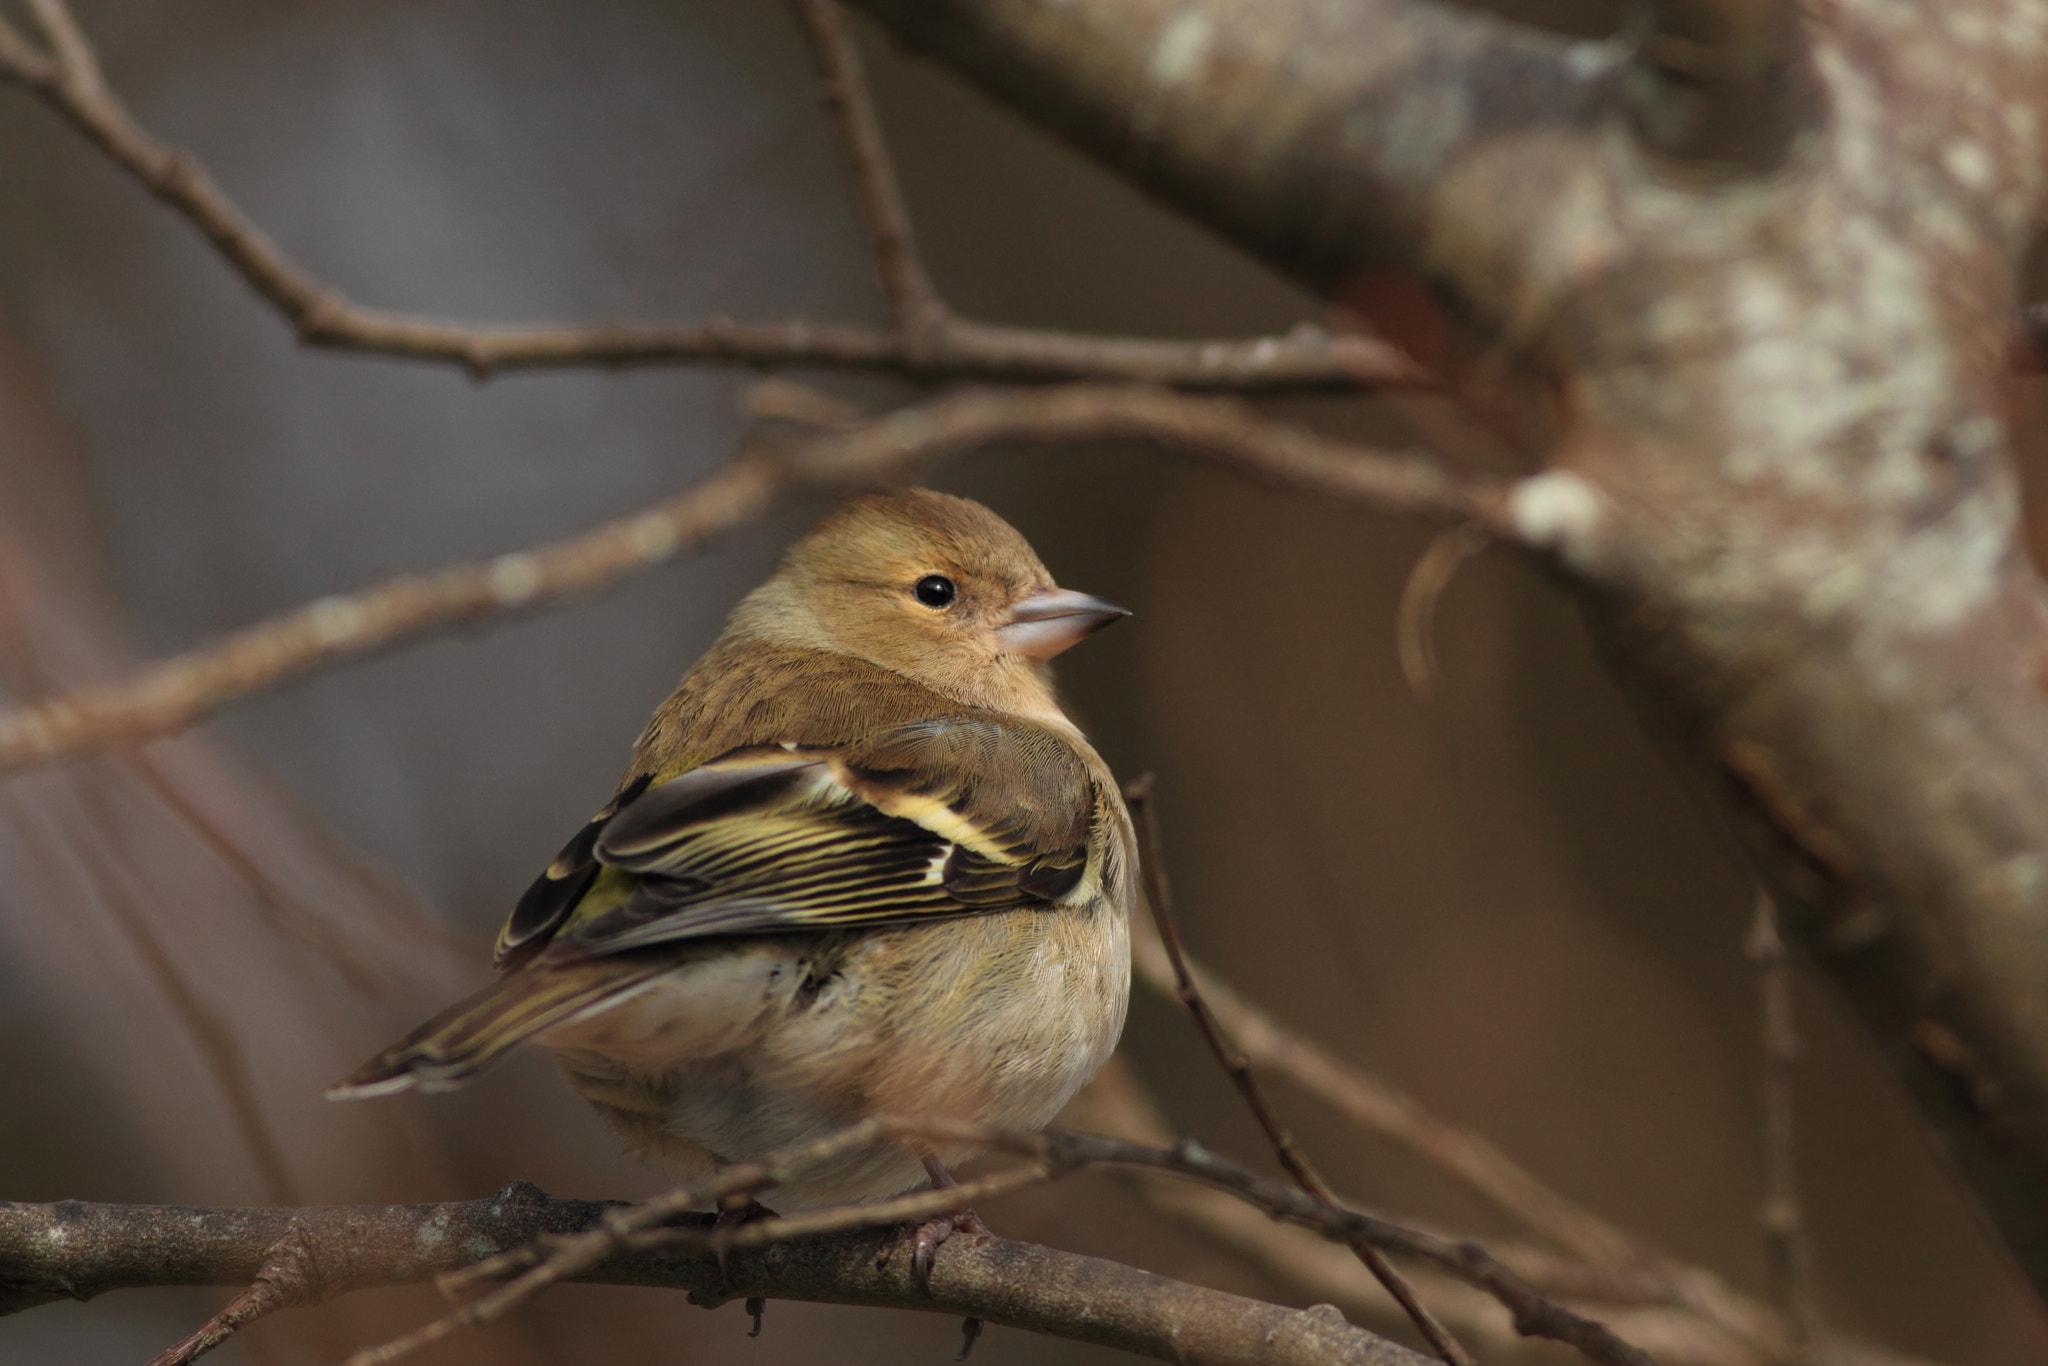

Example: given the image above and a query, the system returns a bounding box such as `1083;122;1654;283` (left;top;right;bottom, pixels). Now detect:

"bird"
330;487;1136;1253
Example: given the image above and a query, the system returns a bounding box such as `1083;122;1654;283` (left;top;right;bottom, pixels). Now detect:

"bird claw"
710;1198;776;1331
954;1315;984;1360
908;1207;991;1294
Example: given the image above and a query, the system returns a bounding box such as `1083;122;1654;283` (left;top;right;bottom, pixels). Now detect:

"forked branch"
0;0;1419;391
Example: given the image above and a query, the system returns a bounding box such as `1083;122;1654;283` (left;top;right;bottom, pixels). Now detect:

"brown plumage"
331;488;1135;1207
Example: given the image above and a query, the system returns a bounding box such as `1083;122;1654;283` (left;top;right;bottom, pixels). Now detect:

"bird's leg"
908;1151;989;1360
710;1196;776;1336
909;1150;991;1286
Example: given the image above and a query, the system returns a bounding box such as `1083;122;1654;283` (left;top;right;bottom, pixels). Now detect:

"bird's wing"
495;713;1096;963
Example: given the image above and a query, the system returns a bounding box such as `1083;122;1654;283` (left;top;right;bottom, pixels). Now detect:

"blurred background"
0;0;2044;1362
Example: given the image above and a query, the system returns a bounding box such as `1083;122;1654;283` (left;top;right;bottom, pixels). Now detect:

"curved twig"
0;384;1500;774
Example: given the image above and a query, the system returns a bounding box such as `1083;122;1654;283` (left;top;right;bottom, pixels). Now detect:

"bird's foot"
875;1151;992;1357
908;1206;989;1360
909;1206;991;1293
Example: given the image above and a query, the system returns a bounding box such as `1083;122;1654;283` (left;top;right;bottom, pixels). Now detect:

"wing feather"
515;713;1093;958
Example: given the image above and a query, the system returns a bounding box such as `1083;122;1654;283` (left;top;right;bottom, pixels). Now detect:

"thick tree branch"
0;384;1498;773
842;0;1609;325
844;0;2048;1295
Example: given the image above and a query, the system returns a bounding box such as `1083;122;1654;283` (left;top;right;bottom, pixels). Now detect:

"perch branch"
1124;776;1475;1366
1;1118;1656;1366
0;383;1501;774
0;0;1419;391
0;1185;1429;1366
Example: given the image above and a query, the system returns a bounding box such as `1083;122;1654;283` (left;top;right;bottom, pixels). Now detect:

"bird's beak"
996;586;1131;660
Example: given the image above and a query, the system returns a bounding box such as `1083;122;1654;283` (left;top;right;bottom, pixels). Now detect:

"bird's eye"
913;574;957;608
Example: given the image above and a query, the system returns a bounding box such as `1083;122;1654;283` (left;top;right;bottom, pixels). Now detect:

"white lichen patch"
1868;485;2012;632
1508;471;1603;551
416;1208;454;1253
488;552;543;607
1942;138;1994;193
306;594;366;647
1561;39;1621;81
1377;83;1472;185
1148;10;1213;87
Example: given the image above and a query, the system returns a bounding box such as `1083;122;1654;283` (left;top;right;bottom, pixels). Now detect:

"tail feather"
327;961;658;1099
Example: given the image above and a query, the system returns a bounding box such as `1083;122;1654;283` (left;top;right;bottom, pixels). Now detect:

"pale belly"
541;902;1130;1207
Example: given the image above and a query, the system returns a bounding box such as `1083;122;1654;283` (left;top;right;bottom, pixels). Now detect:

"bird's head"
730;487;1129;714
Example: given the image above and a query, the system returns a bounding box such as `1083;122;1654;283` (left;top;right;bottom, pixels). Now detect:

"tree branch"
1122;909;1837;1361
1075;1062;1942;1366
0;383;1499;773
3;1113;1666;1366
0;0;1421;391
1125;776;1474;1366
842;0;1607;323
842;0;2048;1294
1625;0;1820;171
791;0;948;343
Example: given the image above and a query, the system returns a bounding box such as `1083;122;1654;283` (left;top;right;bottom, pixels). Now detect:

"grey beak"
996;586;1131;660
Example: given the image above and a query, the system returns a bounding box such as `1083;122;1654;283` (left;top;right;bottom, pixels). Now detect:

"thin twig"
1746;893;1819;1356
907;1119;1658;1366
0;0;1420;391
0;783;303;1207
1124;775;1477;1366
0;384;1499;774
1125;906;1794;1346
146;1224;319;1366
790;0;947;341
1397;524;1490;699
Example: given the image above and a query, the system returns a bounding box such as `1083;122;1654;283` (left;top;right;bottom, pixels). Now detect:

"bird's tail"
327;960;660;1099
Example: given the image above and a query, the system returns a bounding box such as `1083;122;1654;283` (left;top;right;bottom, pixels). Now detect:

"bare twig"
1073;1061;1939;1366
146;1224;319;1366
1124;912;1793;1355
1397;525;1490;699
1746;893;1819;1355
920;1120;1660;1366
0;453;778;771
790;0;946;342
0;782;303;1207
0;0;1419;391
0;384;1497;774
1124;775;1476;1366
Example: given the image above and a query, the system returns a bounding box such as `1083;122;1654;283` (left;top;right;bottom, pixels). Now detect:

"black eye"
913;574;957;608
